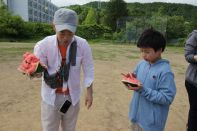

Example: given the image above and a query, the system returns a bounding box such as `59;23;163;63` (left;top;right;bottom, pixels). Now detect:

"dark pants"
185;81;197;131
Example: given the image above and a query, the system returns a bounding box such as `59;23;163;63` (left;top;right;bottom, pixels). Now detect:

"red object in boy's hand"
121;73;139;87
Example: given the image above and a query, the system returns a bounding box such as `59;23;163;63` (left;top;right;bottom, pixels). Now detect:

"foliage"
103;33;113;40
83;8;97;25
105;0;129;31
69;5;83;15
76;24;112;39
69;5;88;24
31;22;54;36
166;16;187;40
1;1;197;43
84;1;108;9
112;30;128;43
125;3;197;42
0;6;25;38
0;4;54;40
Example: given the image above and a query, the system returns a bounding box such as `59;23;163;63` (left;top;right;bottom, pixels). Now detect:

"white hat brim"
55;24;76;33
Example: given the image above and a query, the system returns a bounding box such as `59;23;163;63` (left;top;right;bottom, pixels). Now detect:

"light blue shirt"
129;59;176;131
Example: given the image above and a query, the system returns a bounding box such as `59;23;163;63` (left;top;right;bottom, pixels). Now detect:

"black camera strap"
43;39;77;89
62;39;77;81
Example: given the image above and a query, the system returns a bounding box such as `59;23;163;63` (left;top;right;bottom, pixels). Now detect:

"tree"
149;11;168;35
191;7;197;29
126;17;144;44
0;0;5;7
105;0;128;31
184;21;193;36
78;7;89;25
83;8;97;25
0;3;12;37
69;5;82;15
166;16;186;40
129;6;145;17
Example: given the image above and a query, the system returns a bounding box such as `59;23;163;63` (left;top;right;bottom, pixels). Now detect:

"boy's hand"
122;72;140;90
125;82;142;91
122;72;136;78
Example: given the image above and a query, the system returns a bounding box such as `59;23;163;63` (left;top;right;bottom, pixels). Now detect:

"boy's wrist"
137;86;144;93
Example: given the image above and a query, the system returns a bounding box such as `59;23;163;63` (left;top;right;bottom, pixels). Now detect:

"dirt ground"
0;42;189;131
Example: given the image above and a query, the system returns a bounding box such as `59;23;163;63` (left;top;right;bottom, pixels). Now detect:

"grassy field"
0;41;185;75
0;41;184;61
0;41;188;131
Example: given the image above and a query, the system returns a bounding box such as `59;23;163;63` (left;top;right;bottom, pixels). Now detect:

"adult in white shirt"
33;8;94;131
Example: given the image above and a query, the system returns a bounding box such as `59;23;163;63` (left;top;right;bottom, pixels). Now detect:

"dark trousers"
185;81;197;131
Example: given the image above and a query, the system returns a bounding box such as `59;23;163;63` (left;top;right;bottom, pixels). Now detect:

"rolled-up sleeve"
34;42;47;66
82;41;94;88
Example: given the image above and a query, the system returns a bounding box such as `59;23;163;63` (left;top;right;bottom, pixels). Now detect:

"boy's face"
140;47;162;64
56;29;74;45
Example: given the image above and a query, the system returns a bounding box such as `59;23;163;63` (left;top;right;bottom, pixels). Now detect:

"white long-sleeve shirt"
34;35;94;106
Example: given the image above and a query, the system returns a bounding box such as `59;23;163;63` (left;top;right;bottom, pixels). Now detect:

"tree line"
70;1;197;44
1;0;197;45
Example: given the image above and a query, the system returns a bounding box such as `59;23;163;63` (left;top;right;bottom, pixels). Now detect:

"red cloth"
56;43;69;94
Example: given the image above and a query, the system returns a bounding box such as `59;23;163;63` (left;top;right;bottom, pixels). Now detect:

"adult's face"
56;29;74;45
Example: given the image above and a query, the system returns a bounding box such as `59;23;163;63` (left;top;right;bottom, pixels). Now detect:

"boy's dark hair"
137;28;166;52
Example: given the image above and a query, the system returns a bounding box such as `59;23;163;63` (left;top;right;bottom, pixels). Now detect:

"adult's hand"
85;84;93;109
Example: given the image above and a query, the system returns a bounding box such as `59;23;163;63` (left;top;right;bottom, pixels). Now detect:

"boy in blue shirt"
126;28;176;131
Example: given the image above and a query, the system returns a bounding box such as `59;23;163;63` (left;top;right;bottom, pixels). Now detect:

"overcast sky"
51;0;197;7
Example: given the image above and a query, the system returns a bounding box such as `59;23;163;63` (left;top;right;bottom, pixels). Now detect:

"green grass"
0;42;35;62
91;43;140;61
165;46;184;54
0;41;184;62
